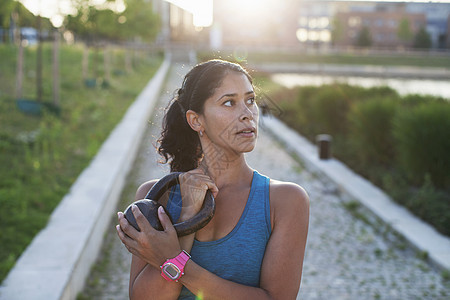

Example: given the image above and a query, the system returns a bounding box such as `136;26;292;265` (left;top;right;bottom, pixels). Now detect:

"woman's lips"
236;127;256;137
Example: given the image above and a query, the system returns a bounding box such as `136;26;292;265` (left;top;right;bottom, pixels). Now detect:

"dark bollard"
316;134;332;160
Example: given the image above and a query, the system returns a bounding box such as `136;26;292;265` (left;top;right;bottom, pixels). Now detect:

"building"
150;0;197;44
296;1;449;49
406;2;450;48
448;14;450;48
155;0;450;50
333;10;426;48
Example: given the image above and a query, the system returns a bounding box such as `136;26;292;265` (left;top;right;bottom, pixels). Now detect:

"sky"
18;0;125;27
18;0;450;28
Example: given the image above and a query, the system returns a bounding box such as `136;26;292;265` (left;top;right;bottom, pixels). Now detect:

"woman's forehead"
214;72;253;94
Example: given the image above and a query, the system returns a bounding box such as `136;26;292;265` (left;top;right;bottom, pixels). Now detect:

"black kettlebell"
123;172;215;237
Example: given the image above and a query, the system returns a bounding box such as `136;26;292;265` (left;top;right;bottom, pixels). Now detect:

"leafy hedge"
274;84;450;236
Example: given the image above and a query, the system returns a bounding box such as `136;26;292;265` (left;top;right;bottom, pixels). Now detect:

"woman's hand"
116;205;181;269
178;169;218;221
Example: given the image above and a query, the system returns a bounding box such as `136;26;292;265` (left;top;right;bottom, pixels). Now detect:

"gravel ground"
78;63;450;300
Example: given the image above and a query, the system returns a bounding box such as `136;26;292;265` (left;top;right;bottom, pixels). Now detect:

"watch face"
163;263;180;279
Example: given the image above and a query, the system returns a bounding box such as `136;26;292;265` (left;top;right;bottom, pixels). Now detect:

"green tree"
120;0;160;42
331;17;344;46
413;27;432;49
0;0;15;29
0;0;38;42
65;0;159;43
397;18;413;43
355;26;372;47
65;6;114;42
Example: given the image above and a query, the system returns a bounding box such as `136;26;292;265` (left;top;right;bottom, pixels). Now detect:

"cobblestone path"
78;63;449;300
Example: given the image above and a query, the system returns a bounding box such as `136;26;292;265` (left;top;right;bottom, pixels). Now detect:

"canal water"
272;73;450;99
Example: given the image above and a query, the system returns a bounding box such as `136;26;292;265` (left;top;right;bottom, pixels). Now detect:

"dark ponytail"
157;59;252;172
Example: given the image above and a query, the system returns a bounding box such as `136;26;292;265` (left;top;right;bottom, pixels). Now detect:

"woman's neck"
199;143;253;190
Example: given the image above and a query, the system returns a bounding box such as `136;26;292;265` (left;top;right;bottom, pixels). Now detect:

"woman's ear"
186;109;203;133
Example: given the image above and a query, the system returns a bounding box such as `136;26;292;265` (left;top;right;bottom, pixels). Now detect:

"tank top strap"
242;170;272;236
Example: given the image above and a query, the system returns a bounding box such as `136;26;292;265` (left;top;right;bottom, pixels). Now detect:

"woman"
116;59;309;299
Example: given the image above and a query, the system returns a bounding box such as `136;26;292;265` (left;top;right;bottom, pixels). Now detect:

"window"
298;17;308;27
320;30;331;42
375;19;384;27
348;17;361;27
309;18;318;29
319;17;329;28
309;31;319;41
296;28;308;42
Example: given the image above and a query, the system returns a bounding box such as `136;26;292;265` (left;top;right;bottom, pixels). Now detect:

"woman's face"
199;71;259;156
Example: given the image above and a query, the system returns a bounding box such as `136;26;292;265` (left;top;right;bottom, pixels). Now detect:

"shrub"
401;94;446;107
348;97;399;167
294;86;319;139
407;175;450;235
297;84;354;138
275;82;450;236
393;102;450;188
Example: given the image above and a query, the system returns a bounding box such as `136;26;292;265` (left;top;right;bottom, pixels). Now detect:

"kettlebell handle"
124;172;215;237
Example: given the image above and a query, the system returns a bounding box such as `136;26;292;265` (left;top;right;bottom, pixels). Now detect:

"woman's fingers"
117;211;139;239
115;221;139;253
204;181;219;198
180;170;219;198
132;204;164;235
158;206;176;233
116;206;182;268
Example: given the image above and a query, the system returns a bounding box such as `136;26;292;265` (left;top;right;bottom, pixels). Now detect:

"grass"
199;50;450;69
0;42;163;282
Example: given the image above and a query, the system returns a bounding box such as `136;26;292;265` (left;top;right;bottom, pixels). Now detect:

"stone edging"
261;115;450;272
0;58;171;300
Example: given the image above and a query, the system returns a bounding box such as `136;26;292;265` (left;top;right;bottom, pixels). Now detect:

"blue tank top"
165;171;272;299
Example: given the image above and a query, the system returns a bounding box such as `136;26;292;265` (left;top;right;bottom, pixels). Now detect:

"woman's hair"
157;59;253;172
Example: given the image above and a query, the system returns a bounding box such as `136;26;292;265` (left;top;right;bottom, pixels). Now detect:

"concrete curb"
0;58;171;300
261;115;450;272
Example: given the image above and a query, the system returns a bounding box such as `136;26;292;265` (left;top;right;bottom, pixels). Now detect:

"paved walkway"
79;63;450;299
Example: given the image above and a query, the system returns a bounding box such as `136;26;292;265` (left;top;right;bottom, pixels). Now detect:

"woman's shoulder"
135;179;159;200
269;179;309;202
269;179;310;223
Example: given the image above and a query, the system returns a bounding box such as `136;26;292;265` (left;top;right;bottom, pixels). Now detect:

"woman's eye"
223;100;233;107
247;97;255;105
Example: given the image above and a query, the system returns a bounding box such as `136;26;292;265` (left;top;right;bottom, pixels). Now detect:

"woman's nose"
240;104;254;121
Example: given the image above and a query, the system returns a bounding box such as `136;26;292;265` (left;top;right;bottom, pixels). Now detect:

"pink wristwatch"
160;250;191;282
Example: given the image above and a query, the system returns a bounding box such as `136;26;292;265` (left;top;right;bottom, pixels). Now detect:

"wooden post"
12;11;20;46
104;44;111;83
36;15;43;102
82;44;89;81
93;46;99;78
52;31;60;106
15;38;24;99
125;46;132;73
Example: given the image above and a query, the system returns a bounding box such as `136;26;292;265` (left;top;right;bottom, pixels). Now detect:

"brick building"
333;11;426;48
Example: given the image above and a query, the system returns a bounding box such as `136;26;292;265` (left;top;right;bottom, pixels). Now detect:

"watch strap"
175;250;191;265
160;250;191;282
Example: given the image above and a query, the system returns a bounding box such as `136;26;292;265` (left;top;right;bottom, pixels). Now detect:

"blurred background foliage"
0;0;163;282
0;0;160;43
265;81;450;236
65;0;160;43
